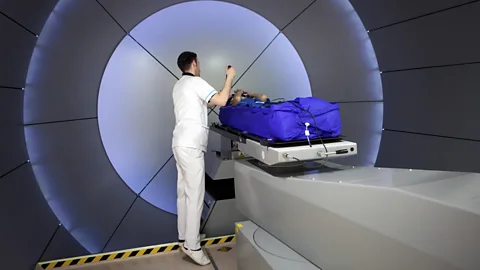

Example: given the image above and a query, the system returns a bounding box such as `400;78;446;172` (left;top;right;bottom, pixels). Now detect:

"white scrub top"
172;73;218;152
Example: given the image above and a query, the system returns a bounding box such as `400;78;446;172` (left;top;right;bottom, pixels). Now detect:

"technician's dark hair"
177;51;197;72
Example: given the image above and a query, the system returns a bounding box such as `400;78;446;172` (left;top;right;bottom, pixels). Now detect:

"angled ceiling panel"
349;0;473;30
0;0;58;35
369;2;480;71
98;0;314;32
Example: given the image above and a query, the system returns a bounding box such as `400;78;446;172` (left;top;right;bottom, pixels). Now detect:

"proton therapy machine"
203;97;480;270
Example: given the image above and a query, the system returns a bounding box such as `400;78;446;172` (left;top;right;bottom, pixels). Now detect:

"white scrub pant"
172;146;205;250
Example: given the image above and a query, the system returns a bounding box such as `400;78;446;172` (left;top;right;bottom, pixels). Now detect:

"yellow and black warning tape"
37;234;236;269
235;223;243;233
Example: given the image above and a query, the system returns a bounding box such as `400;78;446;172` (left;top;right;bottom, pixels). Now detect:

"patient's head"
177;51;201;76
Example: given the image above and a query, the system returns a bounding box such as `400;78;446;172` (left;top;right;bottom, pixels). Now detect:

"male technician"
172;51;236;265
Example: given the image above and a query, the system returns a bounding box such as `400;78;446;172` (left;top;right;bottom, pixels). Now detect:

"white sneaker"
181;246;211;266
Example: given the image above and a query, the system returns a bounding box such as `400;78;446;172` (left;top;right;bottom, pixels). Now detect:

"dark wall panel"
24;119;136;254
0;0;58;35
349;0;473;30
0;163;59;270
103;198;177;252
383;64;480;140
283;0;383;102
98;0;314;32
376;130;480;173
0;88;28;177
23;0;125;124
369;2;480;71
0;13;36;88
40;225;89;262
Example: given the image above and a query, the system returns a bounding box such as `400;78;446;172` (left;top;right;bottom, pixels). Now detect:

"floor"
63;243;237;270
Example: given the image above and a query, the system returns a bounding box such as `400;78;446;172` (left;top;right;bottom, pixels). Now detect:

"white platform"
234;160;480;270
238;138;357;166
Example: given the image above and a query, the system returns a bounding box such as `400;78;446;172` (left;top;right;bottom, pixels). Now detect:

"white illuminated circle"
97;1;312;215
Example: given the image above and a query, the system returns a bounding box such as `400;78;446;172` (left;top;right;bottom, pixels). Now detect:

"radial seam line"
0;161;29;180
34;224;62;267
383;128;480;142
381;61;480;73
281;0;317;31
24;117;98;126
0;10;38;37
95;0;178;80
138;154;174;195
368;0;480;32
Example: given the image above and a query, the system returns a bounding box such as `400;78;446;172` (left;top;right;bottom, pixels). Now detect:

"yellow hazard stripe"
38;234;236;269
236;223;243;233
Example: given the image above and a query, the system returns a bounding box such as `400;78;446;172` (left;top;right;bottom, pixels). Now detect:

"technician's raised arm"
208;66;237;107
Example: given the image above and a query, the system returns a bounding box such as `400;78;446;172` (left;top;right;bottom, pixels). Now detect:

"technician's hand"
226;65;237;79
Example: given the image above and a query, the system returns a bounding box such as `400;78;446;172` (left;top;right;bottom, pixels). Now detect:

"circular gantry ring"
23;0;382;253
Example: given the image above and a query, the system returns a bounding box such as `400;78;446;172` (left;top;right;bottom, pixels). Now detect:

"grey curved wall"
23;0;178;256
0;1;84;270
0;1;63;270
0;1;477;269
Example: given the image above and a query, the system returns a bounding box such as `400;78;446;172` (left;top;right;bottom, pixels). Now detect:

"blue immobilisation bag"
218;97;342;141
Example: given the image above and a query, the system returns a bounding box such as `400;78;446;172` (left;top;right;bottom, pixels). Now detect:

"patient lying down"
227;89;270;107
